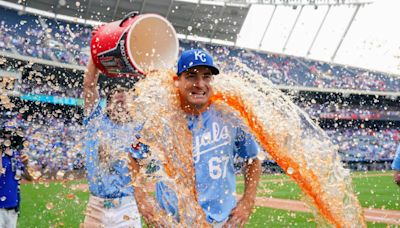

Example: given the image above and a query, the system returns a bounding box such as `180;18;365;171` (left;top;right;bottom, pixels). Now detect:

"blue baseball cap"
177;49;219;75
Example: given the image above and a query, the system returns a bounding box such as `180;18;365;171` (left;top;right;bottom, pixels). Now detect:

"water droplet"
187;26;192;31
56;171;65;179
75;1;80;7
287;167;294;175
0;196;6;201
4;140;11;147
46;202;54;210
66;194;76;200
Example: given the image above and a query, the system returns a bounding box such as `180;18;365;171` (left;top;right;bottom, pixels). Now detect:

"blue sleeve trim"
83;102;103;125
130;142;150;160
235;128;261;159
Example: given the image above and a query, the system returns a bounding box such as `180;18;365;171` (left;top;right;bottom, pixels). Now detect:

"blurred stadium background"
0;0;399;226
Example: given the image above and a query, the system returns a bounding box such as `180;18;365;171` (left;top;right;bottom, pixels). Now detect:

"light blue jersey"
392;144;400;170
134;104;260;223
84;103;136;199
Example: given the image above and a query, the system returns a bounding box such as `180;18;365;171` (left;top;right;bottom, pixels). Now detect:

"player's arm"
20;153;33;181
242;158;261;204
392;145;400;186
128;156;162;226
83;58;100;116
394;171;400;186
225;158;261;228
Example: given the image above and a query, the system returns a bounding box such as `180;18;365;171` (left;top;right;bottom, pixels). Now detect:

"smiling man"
131;49;262;227
174;49;218;114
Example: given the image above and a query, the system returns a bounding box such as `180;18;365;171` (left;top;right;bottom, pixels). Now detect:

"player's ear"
173;75;179;87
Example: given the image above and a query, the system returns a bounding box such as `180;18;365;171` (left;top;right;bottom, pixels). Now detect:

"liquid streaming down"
129;65;366;227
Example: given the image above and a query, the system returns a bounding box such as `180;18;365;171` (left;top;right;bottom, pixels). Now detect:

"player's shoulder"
83;102;104;125
208;107;247;133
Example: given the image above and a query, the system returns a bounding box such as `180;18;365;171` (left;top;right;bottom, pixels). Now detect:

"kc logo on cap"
194;50;207;62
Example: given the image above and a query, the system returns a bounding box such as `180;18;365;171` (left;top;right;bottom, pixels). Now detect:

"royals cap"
177;49;219;75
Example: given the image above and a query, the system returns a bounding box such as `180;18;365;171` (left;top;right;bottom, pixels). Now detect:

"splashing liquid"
129;64;365;227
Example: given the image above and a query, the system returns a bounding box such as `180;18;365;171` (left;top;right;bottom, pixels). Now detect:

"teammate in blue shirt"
392;144;400;186
82;59;141;227
0;128;32;228
131;49;262;227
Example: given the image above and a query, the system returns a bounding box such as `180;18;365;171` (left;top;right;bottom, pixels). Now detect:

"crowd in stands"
19;80;82;98
326;128;399;162
181;41;400;92
2;116;84;177
0;6;399;95
1;113;399;175
302;104;400;121
1;6;399;174
0;7;90;65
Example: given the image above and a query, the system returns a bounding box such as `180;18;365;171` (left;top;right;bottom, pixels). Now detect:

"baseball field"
18;170;400;227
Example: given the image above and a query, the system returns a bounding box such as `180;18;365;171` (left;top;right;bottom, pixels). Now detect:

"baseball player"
82;58;141;228
131;49;262;227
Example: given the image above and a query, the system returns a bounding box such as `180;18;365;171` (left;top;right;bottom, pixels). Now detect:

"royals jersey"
134;104;260;223
84;102;138;199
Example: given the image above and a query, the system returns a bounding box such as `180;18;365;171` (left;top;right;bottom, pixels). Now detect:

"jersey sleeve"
129;122;150;160
234;127;261;159
391;145;400;170
83;102;103;126
130;141;149;159
83;102;104;140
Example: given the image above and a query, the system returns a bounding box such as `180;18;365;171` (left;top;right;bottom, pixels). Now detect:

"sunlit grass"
19;180;88;227
237;170;400;210
18;171;399;227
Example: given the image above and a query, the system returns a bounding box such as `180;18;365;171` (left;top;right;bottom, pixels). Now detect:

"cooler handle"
120;11;139;27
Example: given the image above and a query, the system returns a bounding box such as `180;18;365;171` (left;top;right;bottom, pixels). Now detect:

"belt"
90;195;135;209
1;207;18;212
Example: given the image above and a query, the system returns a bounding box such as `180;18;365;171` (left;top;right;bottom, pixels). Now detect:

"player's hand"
20;154;29;166
91;25;102;36
394;172;400;186
223;197;255;228
138;202;162;227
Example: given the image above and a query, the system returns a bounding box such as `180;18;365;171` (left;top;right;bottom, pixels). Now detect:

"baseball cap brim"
179;64;220;75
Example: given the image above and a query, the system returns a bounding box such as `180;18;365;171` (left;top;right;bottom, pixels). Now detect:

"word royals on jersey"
193;121;231;164
133;104;260;223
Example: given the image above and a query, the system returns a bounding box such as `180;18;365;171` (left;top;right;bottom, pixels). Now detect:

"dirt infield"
253;197;400;225
236;172;394;185
70;183;400;225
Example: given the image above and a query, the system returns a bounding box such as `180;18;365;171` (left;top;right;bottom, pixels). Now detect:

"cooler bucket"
90;12;179;78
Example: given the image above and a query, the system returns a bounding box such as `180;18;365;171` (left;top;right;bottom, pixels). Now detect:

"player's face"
177;66;213;110
107;90;129;121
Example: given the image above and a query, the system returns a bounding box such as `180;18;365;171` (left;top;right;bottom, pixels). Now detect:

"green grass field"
18;171;400;227
237;170;400;210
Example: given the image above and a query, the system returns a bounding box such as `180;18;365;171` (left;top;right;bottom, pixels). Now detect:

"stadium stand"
0;5;399;174
0;6;399;92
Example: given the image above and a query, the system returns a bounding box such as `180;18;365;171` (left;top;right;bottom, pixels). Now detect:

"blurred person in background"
0;127;32;228
391;144;400;186
82;58;142;227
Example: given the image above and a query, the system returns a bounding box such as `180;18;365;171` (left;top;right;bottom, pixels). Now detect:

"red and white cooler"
90;12;179;78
